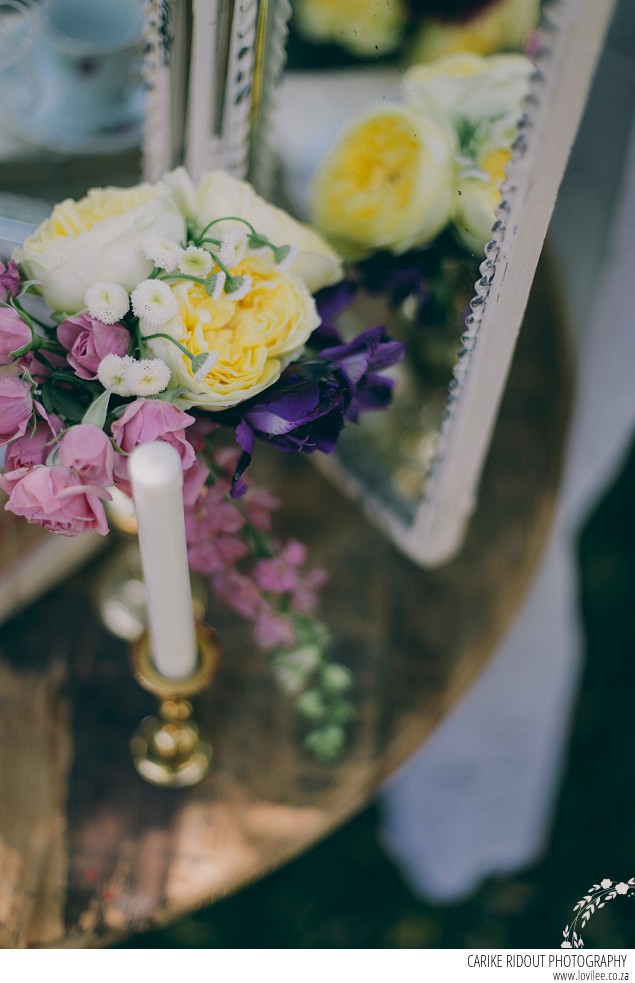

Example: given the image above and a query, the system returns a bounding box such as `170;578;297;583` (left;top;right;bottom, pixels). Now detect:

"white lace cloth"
380;29;635;900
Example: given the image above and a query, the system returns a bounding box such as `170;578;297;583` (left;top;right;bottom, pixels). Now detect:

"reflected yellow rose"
141;258;320;410
311;106;454;258
410;0;541;63
454;146;511;254
294;0;406;57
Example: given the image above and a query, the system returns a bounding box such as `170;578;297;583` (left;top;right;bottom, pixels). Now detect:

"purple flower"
0;260;20;302
57;313;130;381
226;326;405;495
312;281;358;349
320;326;406;421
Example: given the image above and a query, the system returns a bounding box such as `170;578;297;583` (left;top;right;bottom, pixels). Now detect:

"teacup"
41;0;145;118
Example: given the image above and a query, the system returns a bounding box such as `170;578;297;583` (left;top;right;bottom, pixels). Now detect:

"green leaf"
42;379;87;423
303;725;345;761
82;388;111;429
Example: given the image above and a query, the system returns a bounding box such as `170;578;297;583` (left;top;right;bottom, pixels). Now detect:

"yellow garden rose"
311;105;454;258
16;181;185;313
454;146;511;253
294;0;406;57
409;0;541;64
141;258;320;410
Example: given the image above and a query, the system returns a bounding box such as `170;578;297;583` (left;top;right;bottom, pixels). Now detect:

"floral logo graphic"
562;878;635;947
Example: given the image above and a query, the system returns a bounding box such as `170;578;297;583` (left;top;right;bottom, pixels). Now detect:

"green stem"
196;216;256;242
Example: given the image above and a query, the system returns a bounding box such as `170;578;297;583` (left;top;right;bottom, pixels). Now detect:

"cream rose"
404;53;533;142
194;170;343;294
16;181;185;313
141;258;320;410
311;105;454;257
409;0;541;64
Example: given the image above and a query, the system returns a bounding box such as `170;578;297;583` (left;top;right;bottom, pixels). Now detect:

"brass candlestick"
130;622;219;788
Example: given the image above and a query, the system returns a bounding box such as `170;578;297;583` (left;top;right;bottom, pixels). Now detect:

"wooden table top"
0;266;569;948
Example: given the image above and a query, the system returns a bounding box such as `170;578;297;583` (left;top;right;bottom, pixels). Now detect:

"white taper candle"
129;441;197;679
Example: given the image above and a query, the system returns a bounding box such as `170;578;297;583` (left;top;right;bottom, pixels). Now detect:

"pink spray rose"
0;465;110;536
4;413;62;471
57;313;130;380
0;307;31;364
111;398;196;490
0;260;20;302
58;424;114;487
0;375;33;445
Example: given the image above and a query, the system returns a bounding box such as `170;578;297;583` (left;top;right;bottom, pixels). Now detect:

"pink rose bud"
4;416;61;471
0;306;31;364
57;313;130;380
111;398;196;491
58;424;114;487
21;348;67;382
0;260;20;302
0;464;109;536
0;375;33;445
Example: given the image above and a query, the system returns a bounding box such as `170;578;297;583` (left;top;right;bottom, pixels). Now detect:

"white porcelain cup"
42;0;144;116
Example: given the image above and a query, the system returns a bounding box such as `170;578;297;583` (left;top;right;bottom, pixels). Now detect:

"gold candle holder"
130;622;219;788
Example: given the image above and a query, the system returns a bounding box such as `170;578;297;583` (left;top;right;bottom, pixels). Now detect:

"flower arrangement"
0;167;405;760
289;0;540;62
302;50;534;501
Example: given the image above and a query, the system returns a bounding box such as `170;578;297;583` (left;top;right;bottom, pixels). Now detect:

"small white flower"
207;271;226;301
601;879;612;889
219;227;248;268
275;244;298;272
224;274;252;302
193;350;219;381
615;882;629;895
131;279;178;328
84;282;129;324
97;354;134;396
142;237;184;273
125;358;171;396
178;245;215;278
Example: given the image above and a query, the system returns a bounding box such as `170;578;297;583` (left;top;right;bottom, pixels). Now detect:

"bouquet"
0;167;405;759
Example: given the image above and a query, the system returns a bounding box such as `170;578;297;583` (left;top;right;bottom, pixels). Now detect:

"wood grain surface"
0;266;570;948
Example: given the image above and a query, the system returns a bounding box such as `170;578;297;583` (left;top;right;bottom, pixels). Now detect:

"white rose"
311;105;455;257
16;181;186;314
195;170;343;294
404;53;533;146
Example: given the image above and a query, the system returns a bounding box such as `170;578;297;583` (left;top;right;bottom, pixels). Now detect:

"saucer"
0;37;144;155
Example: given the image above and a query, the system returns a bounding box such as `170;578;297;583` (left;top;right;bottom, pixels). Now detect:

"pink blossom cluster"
185;445;328;651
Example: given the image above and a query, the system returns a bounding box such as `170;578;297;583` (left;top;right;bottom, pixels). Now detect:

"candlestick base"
130;622;219;788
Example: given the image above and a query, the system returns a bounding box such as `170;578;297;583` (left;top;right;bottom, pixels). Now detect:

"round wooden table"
0;266;569;948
